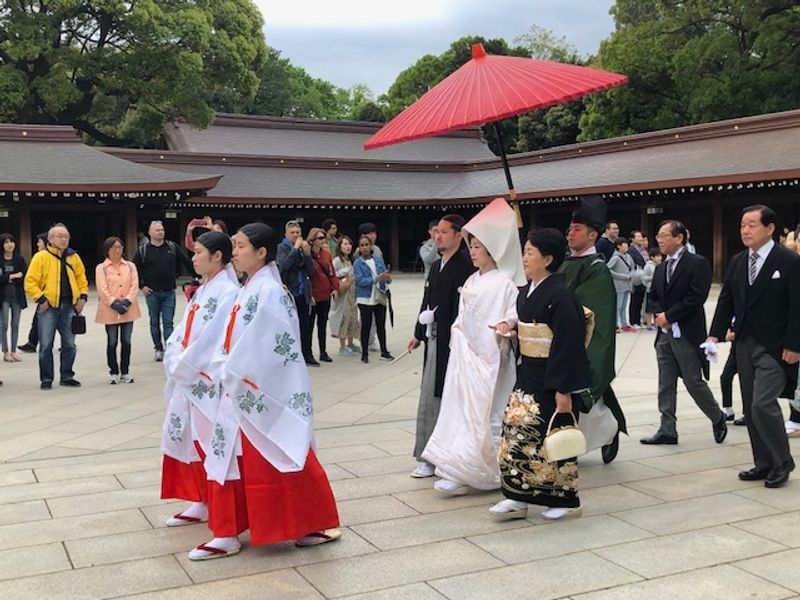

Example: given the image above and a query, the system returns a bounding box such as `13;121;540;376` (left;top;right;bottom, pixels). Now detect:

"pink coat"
95;259;142;325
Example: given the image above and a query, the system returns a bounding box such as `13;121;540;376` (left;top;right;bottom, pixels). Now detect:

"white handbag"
542;411;587;462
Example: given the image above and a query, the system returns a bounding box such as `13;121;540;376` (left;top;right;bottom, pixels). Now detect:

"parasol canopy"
364;43;628;151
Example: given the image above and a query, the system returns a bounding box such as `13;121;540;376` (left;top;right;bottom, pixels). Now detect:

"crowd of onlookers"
0;216;400;388
594;221;695;332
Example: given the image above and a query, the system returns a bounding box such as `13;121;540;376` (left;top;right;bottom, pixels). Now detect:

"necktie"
666;257;676;283
749;252;759;285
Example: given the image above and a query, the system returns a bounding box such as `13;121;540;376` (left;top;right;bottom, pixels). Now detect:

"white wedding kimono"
204;263;315;485
161;266;240;464
422;268;518;489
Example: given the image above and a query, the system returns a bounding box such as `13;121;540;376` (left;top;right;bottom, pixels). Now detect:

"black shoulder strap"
47;250;75;272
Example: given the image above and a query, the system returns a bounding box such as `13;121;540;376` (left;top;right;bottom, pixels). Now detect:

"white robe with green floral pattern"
161;265;240;464
204;263;315;484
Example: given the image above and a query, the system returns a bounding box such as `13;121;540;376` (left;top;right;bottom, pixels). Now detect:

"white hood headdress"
462;197;526;286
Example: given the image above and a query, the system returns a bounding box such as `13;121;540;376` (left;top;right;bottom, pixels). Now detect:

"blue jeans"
144;291;176;351
615;291;631;327
1;301;21;352
38;305;76;383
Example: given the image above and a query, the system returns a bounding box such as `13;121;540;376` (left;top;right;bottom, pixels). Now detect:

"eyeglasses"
51;233;70;239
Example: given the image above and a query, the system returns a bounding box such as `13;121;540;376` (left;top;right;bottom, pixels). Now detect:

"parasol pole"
491;122;523;228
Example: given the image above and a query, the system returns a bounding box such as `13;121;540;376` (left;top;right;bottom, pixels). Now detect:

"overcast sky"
256;0;617;96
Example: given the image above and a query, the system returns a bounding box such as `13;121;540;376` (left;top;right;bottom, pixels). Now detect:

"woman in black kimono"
490;228;592;521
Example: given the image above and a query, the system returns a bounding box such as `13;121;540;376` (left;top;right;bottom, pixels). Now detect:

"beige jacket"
94;259;141;324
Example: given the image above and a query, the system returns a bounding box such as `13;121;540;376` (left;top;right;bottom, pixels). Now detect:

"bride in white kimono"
187;223;340;561
422;198;525;495
160;231;240;526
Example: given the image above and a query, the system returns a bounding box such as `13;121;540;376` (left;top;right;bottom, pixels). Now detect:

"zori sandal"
295;528;343;547
165;513;206;527
188;543;241;561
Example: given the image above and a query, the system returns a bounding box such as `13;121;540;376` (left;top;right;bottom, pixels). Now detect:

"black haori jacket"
414;249;475;397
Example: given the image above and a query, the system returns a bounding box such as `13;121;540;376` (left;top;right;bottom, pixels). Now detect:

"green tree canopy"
0;0;267;147
579;0;800;141
212;48;381;122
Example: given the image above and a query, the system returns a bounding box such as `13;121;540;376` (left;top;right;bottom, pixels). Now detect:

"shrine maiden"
189;223;340;560
160;231;239;527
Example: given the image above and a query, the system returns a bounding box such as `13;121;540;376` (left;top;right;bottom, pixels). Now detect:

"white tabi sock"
180;502;208;520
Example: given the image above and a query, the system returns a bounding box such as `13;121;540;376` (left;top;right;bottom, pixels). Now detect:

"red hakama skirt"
206;434;339;545
161;442;209;504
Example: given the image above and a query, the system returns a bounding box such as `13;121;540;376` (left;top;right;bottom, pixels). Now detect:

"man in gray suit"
642;220;727;446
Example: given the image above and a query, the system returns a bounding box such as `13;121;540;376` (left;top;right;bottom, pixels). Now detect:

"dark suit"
710;242;800;470
628;246;646;325
650;249;724;437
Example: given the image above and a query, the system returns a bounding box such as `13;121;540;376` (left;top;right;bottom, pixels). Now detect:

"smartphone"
189;218;207;228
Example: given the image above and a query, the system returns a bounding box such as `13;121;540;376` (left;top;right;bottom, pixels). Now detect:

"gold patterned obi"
518;321;553;358
518;306;595;359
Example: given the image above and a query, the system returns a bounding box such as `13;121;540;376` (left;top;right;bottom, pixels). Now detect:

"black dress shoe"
765;457;796;488
18;343;36;353
319;353;332;363
361;355;369;364
640;432;678;445
40;382;52;390
601;432;620;463
305;358;320;367
725;412;735;421
712;416;728;444
738;466;770;481
60;379;81;387
733;416;747;426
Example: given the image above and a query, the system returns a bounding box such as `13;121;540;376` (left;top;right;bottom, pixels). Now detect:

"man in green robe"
558;196;627;463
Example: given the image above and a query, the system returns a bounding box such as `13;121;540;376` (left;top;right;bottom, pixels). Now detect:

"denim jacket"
353;255;388;299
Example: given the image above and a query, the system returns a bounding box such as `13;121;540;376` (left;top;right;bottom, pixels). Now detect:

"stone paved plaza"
0;274;798;599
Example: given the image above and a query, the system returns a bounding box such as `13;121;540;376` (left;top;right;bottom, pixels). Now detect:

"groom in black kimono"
408;215;475;477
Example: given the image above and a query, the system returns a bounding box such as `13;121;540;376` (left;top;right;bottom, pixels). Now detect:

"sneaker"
120;374;134;384
154;350;164;362
380;351;395;361
40;381;52;390
60;379;81;387
410;463;435;478
786;420;800;437
339;347;354;355
348;344;361;353
109;374;120;385
18;343;36;353
369;342;380;352
624;325;637;333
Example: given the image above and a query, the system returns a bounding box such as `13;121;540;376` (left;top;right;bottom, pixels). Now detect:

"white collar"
572;246;597;257
750;239;775;258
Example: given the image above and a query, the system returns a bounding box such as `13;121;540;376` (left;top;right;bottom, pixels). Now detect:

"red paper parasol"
364;43;628;219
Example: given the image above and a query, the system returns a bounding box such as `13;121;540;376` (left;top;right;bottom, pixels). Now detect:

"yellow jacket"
24;246;89;307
